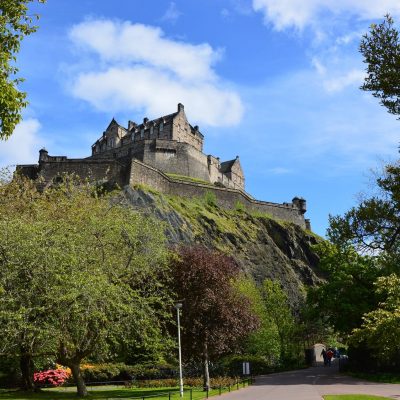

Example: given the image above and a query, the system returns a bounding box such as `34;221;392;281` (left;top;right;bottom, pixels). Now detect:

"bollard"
228;384;230;392
190;388;193;400
219;385;221;395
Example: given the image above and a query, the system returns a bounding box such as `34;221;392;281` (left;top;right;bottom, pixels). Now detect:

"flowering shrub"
33;366;71;387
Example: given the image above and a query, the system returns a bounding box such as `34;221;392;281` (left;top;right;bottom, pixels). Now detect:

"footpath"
219;363;400;400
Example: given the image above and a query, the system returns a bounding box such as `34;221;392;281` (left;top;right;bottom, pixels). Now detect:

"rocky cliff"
123;186;323;306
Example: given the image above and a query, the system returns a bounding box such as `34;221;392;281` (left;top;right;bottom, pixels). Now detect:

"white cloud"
67;19;243;127
267;167;292;175
71;67;243;126
161;2;182;24
252;0;400;31
0;119;41;167
323;69;365;93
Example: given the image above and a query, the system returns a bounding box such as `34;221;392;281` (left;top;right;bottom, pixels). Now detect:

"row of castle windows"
94;123;168;153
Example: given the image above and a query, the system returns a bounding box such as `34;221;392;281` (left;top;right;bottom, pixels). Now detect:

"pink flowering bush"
33;368;70;387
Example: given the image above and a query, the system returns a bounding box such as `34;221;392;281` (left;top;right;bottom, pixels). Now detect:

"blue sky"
1;0;400;236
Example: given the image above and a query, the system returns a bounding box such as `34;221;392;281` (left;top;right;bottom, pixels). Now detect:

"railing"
125;378;254;400
43;377;253;399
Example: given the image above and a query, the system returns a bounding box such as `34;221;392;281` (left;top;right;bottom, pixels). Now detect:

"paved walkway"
220;363;400;399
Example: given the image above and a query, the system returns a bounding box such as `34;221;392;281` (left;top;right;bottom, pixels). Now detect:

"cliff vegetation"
125;185;323;306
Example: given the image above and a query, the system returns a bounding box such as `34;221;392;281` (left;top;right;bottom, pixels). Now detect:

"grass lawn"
0;383;249;400
348;372;400;384
323;395;393;400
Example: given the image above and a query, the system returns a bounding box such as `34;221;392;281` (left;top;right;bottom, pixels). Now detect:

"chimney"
178;103;184;112
143;117;149;124
128;120;137;130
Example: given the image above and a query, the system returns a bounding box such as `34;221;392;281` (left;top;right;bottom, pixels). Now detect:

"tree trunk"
70;362;88;397
20;353;35;391
202;341;210;391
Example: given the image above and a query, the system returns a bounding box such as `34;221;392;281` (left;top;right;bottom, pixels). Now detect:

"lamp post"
175;302;184;398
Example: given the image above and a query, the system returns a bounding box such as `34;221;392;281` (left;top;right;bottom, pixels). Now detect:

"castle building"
90;103;244;190
17;103;310;229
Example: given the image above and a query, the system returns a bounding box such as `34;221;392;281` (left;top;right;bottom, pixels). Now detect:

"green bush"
234;201;245;212
80;363;121;382
135;377;239;388
79;362;177;382
203;191;217;207
221;355;275;376
136;378;178;388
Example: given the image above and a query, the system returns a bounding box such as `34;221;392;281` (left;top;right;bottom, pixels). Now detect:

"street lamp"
175;302;184;398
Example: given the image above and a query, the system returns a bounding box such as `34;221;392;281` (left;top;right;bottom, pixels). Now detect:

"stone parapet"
128;159;307;228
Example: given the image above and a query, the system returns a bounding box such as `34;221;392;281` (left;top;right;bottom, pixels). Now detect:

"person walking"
326;348;334;366
321;348;328;366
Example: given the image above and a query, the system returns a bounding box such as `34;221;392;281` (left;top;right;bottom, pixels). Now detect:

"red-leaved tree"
171;245;259;389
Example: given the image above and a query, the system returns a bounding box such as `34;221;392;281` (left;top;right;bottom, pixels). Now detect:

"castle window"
150;126;154;136
159;122;164;134
140;128;144;139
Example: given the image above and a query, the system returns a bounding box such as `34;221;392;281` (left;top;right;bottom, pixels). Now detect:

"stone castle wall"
18;158;127;188
128;159;307;228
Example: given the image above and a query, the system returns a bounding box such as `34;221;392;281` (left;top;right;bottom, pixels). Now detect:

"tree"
0;0;45;139
307;242;381;336
234;278;280;366
312;160;400;369
360;14;400;117
328;161;400;266
170;246;259;390
261;279;299;364
0;174;171;395
351;273;400;364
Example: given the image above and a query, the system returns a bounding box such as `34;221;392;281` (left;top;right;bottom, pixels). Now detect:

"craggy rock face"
123;187;323;307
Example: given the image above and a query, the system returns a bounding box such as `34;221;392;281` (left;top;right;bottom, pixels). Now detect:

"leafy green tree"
0;175;171;395
360;14;400;117
0;0;45;139
170;246;259;390
328;161;400;267
235;278;280;365
307;242;381;336
351;273;400;363
261;279;299;364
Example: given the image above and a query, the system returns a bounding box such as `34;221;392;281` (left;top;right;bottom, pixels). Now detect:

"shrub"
80;363;121;382
79;362;177;382
136;378;178;388
135;377;239;388
203;191;217;207
33;367;70;387
222;355;275;376
234;201;245;212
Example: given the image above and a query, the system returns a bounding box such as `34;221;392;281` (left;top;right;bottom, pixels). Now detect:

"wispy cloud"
323;69;365;93
161;2;182;24
240;68;399;176
67;19;243;127
252;0;400;31
267;167;292;175
0;119;42;167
